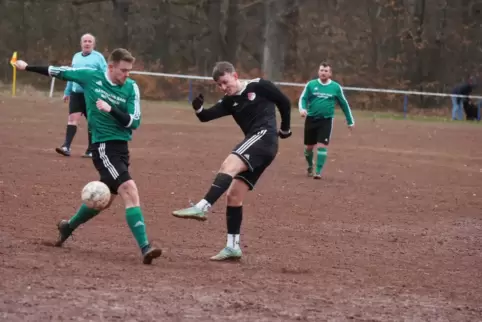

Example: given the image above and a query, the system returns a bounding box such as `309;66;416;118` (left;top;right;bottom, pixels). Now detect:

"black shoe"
142;245;163;265
54;220;74;247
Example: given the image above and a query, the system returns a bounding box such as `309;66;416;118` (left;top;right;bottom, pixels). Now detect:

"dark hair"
212;61;236;81
108;48;135;64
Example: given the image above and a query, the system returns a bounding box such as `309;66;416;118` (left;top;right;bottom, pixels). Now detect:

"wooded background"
1;0;481;110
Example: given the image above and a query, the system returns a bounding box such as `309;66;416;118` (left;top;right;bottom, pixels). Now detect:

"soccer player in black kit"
172;61;292;261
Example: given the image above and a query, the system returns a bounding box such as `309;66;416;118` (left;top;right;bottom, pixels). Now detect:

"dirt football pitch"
0;95;481;322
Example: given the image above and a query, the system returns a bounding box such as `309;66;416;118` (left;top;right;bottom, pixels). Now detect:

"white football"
81;181;111;210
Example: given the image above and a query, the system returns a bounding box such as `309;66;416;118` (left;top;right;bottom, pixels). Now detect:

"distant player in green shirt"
14;48;162;265
298;62;354;179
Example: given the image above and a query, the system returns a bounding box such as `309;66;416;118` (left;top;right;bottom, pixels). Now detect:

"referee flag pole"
10;51;17;97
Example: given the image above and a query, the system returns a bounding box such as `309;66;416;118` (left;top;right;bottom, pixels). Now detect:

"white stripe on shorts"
235;129;267;155
99;143;119;179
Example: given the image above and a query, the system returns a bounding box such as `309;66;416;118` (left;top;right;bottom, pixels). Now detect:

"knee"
226;187;243;206
117;180;139;207
315;143;328;150
68;113;81;124
305;145;315;150
219;156;245;176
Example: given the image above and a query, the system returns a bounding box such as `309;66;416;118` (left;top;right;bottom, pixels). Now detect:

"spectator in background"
451;77;477;120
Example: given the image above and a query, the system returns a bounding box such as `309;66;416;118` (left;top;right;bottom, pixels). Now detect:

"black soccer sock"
64;124;77;149
227;206;243;234
226;206;242;249
203;173;233;206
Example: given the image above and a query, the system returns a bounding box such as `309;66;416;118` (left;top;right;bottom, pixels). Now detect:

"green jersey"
298;79;354;125
49;66;141;143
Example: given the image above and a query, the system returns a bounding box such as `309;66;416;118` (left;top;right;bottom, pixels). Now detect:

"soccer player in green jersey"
14;48;162;265
298;62;354;179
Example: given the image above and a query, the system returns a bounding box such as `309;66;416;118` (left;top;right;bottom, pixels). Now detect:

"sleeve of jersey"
258;80;291;131
298;82;309;111
124;83;141;129
48;66;92;85
195;100;230;122
336;85;355;126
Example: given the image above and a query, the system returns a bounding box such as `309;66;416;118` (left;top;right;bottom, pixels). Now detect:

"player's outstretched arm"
14;60;50;76
15;60;91;85
336;84;355;127
191;94;230;122
257;80;292;137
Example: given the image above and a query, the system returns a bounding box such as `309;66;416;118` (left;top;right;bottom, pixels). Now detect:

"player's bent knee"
219;154;248;176
117;179;140;208
68;112;82;124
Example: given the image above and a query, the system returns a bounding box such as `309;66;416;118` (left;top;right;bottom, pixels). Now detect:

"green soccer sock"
68;204;101;230
125;207;149;250
315;147;328;174
304;147;314;168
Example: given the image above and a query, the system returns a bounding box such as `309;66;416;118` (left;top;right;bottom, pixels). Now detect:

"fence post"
188;79;193;103
403;95;408;119
49;77;56;98
478;100;481;121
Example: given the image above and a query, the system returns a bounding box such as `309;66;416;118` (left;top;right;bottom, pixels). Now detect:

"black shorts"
91;140;132;194
231;129;278;190
69;92;87;115
304;116;333;146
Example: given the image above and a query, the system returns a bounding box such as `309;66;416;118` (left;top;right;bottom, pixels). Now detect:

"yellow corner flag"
10;51;17;97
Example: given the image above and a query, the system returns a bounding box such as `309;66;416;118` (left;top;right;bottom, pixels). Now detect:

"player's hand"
347;124;354;134
192;94;204;111
278;129;292;139
299;110;307;118
63;95;70;103
96;99;112;112
14;60;28;71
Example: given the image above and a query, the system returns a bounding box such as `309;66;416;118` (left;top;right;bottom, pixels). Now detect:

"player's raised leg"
55;194;115;247
172;154;248;221
210;178;249;261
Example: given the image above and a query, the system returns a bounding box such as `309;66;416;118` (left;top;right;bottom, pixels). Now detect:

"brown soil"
0;96;481;321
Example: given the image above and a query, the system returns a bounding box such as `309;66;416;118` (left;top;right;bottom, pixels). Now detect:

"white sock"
227;234;240;250
195;199;211;212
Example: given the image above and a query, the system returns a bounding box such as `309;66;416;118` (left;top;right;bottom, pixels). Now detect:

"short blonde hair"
108;48;135;64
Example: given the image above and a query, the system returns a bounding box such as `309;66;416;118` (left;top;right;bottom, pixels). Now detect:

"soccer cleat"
55;146;71;157
313;173;321;180
210;247;242;261
172;206;207;221
307;167;313;177
54;219;74;247
142;246;163;265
